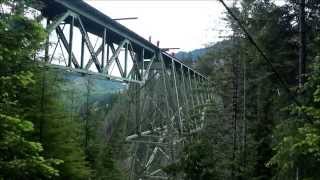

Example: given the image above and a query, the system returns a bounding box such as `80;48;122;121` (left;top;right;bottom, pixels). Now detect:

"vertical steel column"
159;53;171;125
207;80;212;100
171;60;183;134
202;78;206;103
159;53;175;164
197;76;205;128
203;78;208;100
188;69;195;109
141;48;145;79
187;69;197;130
206;79;210;101
180;66;189;109
180;65;191;131
80;36;85;69
101;28;106;69
197;76;201;104
193;74;201;129
68;16;74;67
135;82;141;135
193;73;200;106
106;32;110;75
199;76;205;104
199;76;206;104
211;81;215;101
125;43;128;77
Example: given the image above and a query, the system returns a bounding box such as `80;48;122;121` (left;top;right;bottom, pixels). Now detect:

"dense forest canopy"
191;0;320;179
1;0;320;180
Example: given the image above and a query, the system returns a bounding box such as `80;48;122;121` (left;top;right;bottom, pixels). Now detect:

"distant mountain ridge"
175;47;209;62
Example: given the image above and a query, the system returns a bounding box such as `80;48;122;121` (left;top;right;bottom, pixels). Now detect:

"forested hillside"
1;0;320;180
175;48;209;66
177;0;320;179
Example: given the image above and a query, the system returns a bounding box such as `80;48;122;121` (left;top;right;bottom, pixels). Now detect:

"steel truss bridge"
38;0;214;179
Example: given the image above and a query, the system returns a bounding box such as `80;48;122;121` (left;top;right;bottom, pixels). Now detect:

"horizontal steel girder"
40;0;207;84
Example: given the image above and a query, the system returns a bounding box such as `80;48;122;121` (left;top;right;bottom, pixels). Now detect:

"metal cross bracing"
125;53;213;180
37;0;214;179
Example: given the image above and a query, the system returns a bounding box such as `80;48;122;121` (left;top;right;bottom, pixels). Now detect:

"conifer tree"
0;0;61;178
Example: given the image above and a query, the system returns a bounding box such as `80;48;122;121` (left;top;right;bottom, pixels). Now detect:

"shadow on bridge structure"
36;0;215;179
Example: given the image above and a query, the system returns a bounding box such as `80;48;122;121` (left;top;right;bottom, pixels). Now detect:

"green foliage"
1;0;93;179
182;139;219;180
95;144;124;180
268;57;320;179
0;0;61;178
1;0;319;180
194;0;320;179
23;71;92;180
164;98;231;179
0;12;46;65
0;114;62;179
164;136;225;180
94;113;128;180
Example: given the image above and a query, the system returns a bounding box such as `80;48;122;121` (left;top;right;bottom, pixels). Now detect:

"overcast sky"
84;0;233;52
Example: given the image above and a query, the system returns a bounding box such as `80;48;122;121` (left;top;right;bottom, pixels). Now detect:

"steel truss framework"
38;0;214;179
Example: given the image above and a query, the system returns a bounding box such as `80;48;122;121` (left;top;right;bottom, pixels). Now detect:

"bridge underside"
36;0;214;179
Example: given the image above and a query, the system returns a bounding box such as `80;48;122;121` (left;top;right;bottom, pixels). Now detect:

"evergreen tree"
22;70;92;179
95;107;128;179
0;0;61;178
267;33;320;180
1;0;92;178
